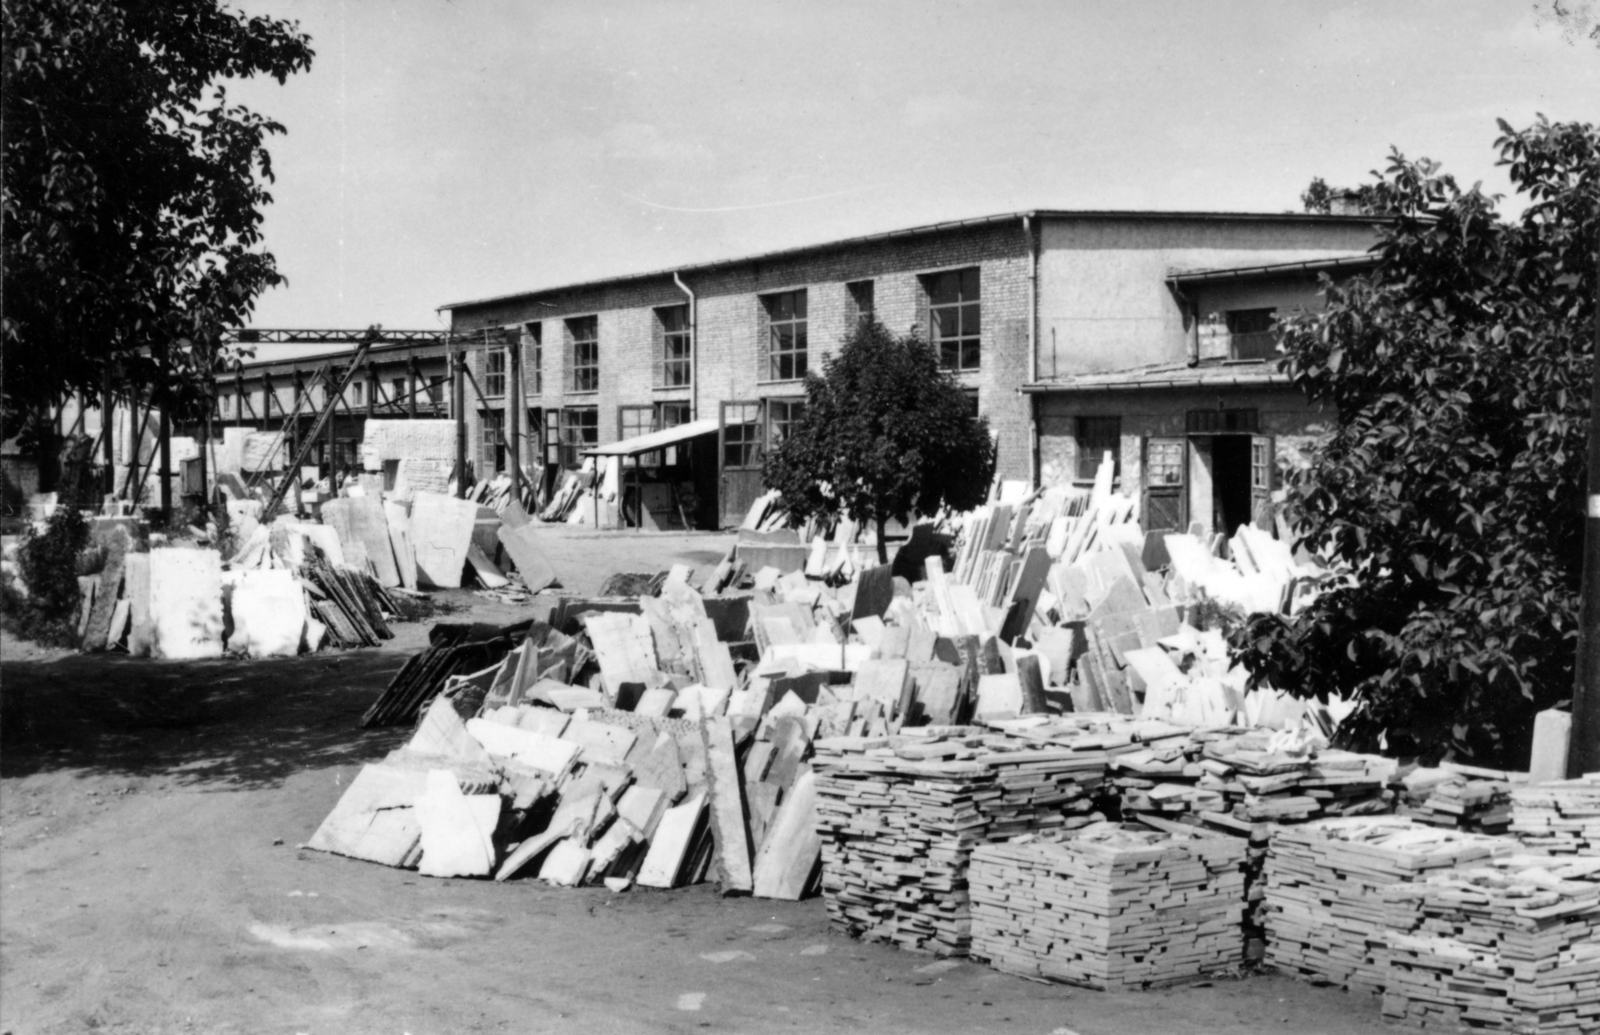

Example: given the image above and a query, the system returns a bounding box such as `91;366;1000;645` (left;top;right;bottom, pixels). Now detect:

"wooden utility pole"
453;347;467;499
506;326;522;504
1571;238;1600;777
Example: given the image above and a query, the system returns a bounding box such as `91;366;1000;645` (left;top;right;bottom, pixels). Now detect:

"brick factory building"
438;209;1380;533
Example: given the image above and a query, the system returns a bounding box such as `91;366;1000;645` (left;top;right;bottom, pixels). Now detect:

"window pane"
960;268;980;299
941;340;960;368
961;303;981;335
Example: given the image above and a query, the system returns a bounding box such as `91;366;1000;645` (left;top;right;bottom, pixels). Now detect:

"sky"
229;0;1597;345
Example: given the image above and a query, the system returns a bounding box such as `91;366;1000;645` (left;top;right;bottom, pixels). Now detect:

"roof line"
440;208;1390;314
1166;253;1378;283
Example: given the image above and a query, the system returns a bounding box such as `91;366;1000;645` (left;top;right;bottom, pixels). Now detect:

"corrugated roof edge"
439;208;1392;315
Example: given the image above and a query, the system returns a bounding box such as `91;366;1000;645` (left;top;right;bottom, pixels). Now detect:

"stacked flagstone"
812;731;1109;956
1263;817;1511;995
1511;774;1600;854
1380;854;1600;1033
970;822;1246;990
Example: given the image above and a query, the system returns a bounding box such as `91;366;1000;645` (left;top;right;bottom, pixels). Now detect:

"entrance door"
1142;436;1187;535
718;401;764;529
1212;436;1253;537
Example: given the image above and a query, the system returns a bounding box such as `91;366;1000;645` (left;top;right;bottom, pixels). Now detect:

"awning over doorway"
580;417;719;458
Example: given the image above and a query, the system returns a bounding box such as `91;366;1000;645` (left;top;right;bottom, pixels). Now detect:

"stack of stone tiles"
1395;763;1518;835
1112;729;1395;960
1380;854;1600;1033
1510;774;1600;854
1263;817;1511;995
812;729;1110;956
969;821;1246;990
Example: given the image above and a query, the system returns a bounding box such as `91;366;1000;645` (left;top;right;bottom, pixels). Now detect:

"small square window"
1227;308;1278;361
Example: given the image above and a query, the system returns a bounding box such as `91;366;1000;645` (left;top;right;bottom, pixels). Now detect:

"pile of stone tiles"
1262;817;1512;995
969;821;1246;990
1380;853;1600;1033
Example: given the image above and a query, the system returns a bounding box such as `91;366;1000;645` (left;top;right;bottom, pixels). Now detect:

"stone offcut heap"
1380;855;1600;1034
1263;817;1511;995
969;822;1246;990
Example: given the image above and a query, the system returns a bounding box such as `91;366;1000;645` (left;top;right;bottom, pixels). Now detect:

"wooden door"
1250;434;1276;530
1142;436;1187;535
718;401;764;529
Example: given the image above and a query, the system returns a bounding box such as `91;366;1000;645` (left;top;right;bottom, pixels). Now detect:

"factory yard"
0;529;1389;1035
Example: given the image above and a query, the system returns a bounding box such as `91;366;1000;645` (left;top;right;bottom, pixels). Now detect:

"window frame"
761;289;809;382
656;305;693;388
525;322;543;396
846;279;875;327
1226;308;1278;362
566;316;600;394
924;266;982;372
558;406;599;468
1075;415;1122;484
619;404;659;468
484;348;507;397
480;409;505;474
767;397;805;450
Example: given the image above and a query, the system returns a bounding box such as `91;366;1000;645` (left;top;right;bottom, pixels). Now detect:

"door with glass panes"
718;401;764;529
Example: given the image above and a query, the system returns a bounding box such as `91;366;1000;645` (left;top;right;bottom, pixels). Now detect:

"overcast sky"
230;0;1596;340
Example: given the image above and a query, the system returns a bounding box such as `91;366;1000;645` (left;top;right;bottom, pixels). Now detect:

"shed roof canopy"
581;417;719;457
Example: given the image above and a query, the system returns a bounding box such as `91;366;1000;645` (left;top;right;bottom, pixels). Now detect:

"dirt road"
1;529;1389;1034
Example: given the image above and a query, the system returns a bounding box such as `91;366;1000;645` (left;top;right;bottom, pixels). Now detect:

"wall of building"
449;219;1037;482
1035;385;1331;496
1034;216;1377;377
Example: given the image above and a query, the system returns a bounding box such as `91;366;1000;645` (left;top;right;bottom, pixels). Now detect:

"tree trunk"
876;516;888;565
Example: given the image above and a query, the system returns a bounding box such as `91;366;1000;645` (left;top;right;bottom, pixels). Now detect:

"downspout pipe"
1024;214;1038;384
1168;279;1201;367
1024;213;1040;487
673;272;697;418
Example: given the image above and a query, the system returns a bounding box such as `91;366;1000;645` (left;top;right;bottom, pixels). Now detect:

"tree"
1231;117;1600;768
763;319;997;563
1300;177;1377;215
1;0;314;440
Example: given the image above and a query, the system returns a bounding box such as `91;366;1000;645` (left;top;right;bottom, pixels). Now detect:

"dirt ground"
1;527;1393;1034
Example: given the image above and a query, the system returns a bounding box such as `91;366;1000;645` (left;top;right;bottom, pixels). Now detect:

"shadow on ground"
0;648;410;788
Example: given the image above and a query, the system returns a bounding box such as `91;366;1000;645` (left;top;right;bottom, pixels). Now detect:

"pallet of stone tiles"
1510;774;1600;855
1379;854;1600;1033
812;733;1110;957
1262;816;1515;995
970;821;1246;991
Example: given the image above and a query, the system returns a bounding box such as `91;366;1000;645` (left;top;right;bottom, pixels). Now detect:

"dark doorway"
1212;435;1253;538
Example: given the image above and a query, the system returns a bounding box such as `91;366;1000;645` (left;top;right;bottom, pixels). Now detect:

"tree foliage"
763;320;996;562
1;0;313;439
1232;117;1600;767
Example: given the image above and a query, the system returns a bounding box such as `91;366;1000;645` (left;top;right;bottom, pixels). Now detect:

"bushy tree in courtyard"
1;0;314;440
763;319;996;563
1231;117;1600;767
